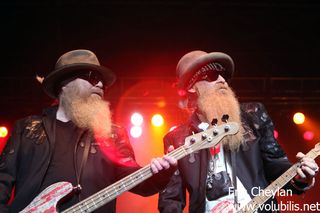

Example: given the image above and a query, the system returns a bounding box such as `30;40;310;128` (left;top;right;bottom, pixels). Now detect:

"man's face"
62;77;104;100
59;74;112;138
188;74;229;96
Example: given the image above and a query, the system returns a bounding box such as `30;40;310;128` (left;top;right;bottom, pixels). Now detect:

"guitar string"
64;128;230;212
239;149;317;213
63;145;192;212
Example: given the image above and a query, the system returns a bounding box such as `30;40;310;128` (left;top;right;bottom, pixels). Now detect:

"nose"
216;75;227;83
95;81;104;89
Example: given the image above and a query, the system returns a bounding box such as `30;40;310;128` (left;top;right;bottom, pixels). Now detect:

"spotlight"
293;112;305;125
303;131;314;141
151;114;164;127
0;126;8;138
130;113;143;126
130;126;142;138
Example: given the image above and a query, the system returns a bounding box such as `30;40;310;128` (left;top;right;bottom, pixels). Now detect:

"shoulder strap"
231;151;239;210
74;131;91;199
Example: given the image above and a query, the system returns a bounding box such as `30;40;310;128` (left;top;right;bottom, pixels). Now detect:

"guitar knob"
190;137;196;144
213;129;218;136
202;133;208;140
224;125;230;132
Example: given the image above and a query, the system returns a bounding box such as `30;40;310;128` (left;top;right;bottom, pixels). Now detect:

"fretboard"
239;148;319;213
62;143;194;213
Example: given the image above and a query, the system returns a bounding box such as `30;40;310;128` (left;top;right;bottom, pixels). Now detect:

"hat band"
186;62;226;89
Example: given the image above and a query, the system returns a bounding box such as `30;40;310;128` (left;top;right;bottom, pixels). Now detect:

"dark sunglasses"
77;71;105;88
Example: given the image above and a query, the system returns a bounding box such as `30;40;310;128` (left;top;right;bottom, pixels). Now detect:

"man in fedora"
158;50;319;213
0;49;177;212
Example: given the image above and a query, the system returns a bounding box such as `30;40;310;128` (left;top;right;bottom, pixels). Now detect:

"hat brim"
42;63;116;98
178;52;234;89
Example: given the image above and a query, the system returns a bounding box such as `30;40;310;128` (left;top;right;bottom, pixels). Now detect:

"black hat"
42;49;116;98
176;50;234;90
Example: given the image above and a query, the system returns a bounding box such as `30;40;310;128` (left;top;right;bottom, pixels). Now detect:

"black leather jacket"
158;102;303;213
0;106;172;213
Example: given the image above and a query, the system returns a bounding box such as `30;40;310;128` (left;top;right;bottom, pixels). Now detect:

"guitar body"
20;182;73;213
211;200;235;213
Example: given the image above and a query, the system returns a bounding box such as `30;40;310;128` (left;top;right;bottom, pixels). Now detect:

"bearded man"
0;49;177;213
158;50;318;213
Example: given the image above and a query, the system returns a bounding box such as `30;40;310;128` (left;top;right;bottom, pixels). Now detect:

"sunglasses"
77;71;105;88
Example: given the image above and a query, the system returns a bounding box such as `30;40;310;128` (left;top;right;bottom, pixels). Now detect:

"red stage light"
177;89;186;97
303;131;314;141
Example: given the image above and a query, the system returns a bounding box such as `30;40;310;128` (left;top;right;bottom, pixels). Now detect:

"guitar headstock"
313;142;320;155
184;122;239;152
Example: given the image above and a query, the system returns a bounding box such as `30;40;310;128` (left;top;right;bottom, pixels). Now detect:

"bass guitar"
21;122;240;213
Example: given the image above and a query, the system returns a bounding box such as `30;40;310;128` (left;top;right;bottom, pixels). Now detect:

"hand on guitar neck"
150;145;177;174
292;151;319;190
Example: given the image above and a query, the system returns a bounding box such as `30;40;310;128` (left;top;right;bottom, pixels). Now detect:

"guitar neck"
239;148;319;213
62;143;194;213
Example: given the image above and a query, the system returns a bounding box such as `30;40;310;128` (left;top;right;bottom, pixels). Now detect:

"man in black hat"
0;49;177;213
158;50;319;213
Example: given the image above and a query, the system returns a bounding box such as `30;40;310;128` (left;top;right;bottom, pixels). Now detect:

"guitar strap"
74;131;91;200
231;151;239;211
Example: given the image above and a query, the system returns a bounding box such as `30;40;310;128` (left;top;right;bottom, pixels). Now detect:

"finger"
150;162;159;174
301;166;316;177
301;160;318;171
300;157;316;164
159;159;170;170
167;145;175;153
297;167;306;179
163;155;177;166
296;152;305;159
154;157;164;170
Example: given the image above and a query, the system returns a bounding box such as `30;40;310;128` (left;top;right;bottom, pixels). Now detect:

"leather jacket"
0;106;172;213
158;102;303;213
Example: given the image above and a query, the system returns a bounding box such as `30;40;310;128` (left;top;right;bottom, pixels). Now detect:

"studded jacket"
0;106;172;213
158;102;304;213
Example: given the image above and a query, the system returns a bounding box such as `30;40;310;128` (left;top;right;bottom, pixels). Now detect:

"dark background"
0;1;320;212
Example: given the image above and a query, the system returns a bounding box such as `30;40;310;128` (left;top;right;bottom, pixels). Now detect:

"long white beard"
60;86;112;139
195;81;243;151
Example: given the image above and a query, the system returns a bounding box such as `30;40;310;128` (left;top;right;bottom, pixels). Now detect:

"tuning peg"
211;118;218;126
221;114;229;123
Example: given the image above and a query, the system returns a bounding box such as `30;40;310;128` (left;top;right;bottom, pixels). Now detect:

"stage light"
151;114;164;127
0;126;8;138
293;112;305;125
303;131;314;141
177;89;186;97
273;130;279;139
130;126;142;138
130;113;143;126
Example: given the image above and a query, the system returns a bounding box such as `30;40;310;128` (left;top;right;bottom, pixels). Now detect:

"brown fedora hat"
176;50;234;90
42;49;116;98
